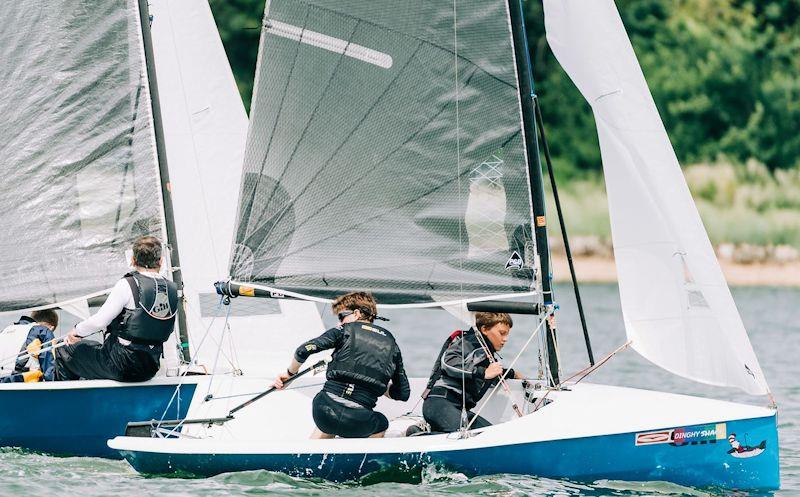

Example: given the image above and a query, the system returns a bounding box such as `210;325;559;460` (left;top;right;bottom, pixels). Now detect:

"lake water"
1;283;797;496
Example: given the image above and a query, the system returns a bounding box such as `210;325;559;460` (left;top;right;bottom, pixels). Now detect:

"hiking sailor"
422;312;524;432
55;236;178;382
273;291;410;439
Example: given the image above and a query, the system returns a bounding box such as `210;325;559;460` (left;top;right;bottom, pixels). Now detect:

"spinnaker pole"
508;0;560;384
137;0;191;362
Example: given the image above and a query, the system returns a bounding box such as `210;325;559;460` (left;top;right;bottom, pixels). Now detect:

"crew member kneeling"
274;292;410;439
422;312;524;432
55;236;177;382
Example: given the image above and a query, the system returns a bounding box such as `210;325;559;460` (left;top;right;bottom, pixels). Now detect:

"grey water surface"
1;283;797;496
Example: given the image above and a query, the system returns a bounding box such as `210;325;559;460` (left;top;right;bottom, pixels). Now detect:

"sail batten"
231;0;539;305
544;0;770;395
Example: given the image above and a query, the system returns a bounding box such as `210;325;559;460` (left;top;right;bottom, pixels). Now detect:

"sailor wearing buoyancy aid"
422;312;524;432
273;292;411;439
0;309;59;383
54;236;178;382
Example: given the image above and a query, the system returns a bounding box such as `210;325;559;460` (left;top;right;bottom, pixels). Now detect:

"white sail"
0;1;166;314
543;0;769;395
148;0;248;361
148;0;325;373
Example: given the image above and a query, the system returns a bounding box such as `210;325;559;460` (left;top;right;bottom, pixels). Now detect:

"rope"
473;329;523;417
203;302;233;399
156;295;228;425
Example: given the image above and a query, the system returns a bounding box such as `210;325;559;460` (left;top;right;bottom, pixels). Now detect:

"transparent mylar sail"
0;0;165;312
231;0;538;305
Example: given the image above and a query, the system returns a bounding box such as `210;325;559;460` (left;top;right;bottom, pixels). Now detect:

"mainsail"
544;0;770;395
0;0;165;312
230;0;539;305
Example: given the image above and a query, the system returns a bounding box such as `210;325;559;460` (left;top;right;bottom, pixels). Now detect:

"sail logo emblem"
505;251;524;270
635;423;726;446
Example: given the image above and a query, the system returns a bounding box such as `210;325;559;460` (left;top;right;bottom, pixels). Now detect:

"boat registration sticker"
635;423;727;446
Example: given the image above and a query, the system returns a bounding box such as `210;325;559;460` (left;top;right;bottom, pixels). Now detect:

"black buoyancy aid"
326;321;398;393
422;329;463;399
108;272;179;345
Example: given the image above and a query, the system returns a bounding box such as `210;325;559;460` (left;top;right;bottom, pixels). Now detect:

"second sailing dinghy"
0;0;283;457
109;0;779;489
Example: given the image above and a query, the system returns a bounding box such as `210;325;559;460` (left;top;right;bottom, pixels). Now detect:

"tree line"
210;0;800;176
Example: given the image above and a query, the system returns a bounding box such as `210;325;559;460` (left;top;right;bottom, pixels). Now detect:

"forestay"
0;1;165;312
544;0;770;395
230;0;539;306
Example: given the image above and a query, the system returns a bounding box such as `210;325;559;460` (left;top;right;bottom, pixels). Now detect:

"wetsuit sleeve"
440;339;489;381
293;327;343;363
388;348;411;401
75;279;131;335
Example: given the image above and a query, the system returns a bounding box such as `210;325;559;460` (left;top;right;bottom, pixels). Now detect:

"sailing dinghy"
109;0;779;489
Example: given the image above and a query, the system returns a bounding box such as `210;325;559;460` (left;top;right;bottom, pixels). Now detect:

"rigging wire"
155;295;229;425
450;0;470;437
465;314;548;431
473;328;523;417
529;341;633;414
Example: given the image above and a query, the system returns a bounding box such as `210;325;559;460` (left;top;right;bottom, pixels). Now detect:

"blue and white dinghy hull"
108;379;780;489
115;415;778;488
0;377;197;458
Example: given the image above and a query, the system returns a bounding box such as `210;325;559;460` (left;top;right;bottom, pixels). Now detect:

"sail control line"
473;329;523;418
125;358;329;438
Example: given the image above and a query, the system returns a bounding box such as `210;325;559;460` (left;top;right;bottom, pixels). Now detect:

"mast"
508;0;560;384
137;0;191;363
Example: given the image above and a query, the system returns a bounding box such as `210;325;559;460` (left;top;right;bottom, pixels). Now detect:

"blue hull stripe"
120;415;779;489
0;383;195;458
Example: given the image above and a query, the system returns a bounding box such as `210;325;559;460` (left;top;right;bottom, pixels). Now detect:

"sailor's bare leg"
311;428;335;439
368;431;386;438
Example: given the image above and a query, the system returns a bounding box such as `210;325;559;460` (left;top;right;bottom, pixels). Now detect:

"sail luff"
507;0;560;384
136;0;191;361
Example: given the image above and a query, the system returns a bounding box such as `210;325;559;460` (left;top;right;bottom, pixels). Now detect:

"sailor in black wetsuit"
422;312;523;432
55;236;178;382
273;292;410;439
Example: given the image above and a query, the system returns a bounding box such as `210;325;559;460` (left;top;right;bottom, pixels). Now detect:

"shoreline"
551;254;800;287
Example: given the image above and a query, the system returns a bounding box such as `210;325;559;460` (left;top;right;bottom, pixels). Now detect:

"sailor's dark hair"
133;236;162;269
31;309;58;328
332;292;378;323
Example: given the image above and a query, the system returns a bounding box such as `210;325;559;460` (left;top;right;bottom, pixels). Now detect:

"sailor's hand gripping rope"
473;328;524;418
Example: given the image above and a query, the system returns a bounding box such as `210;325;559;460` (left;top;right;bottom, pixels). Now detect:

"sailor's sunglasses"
337;310;356;322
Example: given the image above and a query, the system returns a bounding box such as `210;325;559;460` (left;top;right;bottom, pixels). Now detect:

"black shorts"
312;391;388;438
422;393;491;433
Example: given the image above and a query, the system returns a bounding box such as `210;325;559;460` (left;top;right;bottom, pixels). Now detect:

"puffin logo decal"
505;251;523;270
